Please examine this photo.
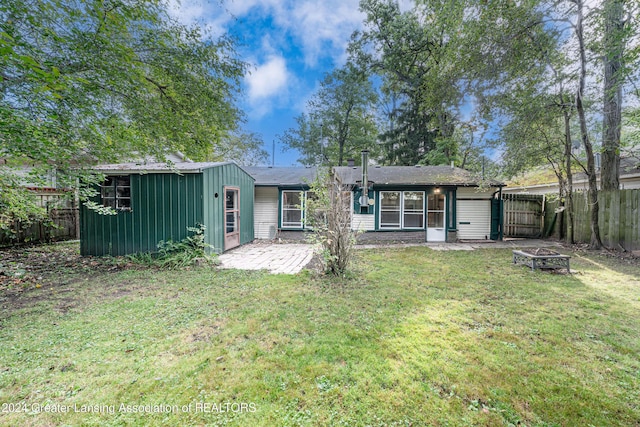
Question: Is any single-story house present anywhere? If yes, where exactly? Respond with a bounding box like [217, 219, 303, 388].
[334, 162, 504, 242]
[245, 152, 504, 243]
[80, 161, 254, 256]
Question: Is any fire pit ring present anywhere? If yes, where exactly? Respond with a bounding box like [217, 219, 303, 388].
[512, 248, 571, 273]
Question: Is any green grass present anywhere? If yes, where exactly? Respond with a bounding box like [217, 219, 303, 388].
[1, 245, 639, 426]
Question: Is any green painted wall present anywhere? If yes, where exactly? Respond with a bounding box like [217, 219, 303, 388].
[202, 163, 254, 252]
[80, 163, 254, 256]
[80, 173, 204, 256]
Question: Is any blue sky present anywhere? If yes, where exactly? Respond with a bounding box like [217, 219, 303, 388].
[169, 0, 370, 166]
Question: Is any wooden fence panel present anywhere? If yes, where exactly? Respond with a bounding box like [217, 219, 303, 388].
[502, 194, 544, 238]
[0, 207, 78, 246]
[552, 189, 640, 251]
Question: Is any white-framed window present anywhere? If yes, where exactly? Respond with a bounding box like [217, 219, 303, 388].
[380, 191, 401, 229]
[404, 191, 425, 228]
[281, 190, 304, 228]
[379, 190, 425, 229]
[101, 176, 131, 210]
[281, 189, 351, 229]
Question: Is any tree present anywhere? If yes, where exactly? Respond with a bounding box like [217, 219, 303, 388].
[573, 0, 604, 248]
[467, 0, 579, 242]
[305, 169, 358, 276]
[600, 0, 640, 190]
[1, 0, 246, 228]
[351, 0, 465, 166]
[280, 63, 378, 166]
[210, 132, 269, 166]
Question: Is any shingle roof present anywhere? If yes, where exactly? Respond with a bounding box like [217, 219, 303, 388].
[94, 161, 235, 174]
[242, 166, 319, 186]
[334, 165, 504, 187]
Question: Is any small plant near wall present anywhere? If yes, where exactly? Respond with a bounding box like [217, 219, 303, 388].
[305, 169, 360, 276]
[129, 224, 217, 269]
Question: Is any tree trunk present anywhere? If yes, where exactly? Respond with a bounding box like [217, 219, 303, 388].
[575, 0, 603, 249]
[563, 109, 575, 244]
[601, 0, 625, 191]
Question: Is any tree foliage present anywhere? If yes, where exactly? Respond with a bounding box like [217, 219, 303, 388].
[280, 63, 378, 166]
[351, 0, 466, 166]
[0, 0, 247, 230]
[209, 131, 269, 166]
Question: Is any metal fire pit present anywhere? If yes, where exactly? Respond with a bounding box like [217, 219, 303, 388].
[512, 248, 571, 273]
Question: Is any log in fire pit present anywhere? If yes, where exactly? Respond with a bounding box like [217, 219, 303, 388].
[512, 248, 571, 273]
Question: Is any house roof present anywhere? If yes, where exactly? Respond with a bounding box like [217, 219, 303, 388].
[334, 165, 504, 187]
[94, 161, 236, 174]
[506, 156, 640, 192]
[242, 166, 319, 186]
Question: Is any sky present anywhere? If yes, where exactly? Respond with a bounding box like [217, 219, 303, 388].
[169, 0, 369, 166]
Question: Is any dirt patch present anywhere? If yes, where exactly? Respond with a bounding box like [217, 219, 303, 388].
[0, 241, 146, 317]
[0, 241, 141, 286]
[560, 242, 640, 266]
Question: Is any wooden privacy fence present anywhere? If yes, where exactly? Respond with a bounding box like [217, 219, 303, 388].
[0, 208, 79, 246]
[0, 191, 79, 246]
[502, 194, 545, 238]
[570, 189, 640, 251]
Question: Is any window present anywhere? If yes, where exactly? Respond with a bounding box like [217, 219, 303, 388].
[101, 176, 131, 210]
[379, 191, 425, 229]
[380, 191, 401, 229]
[427, 193, 445, 228]
[225, 189, 239, 234]
[282, 191, 303, 228]
[403, 191, 425, 228]
[281, 190, 335, 229]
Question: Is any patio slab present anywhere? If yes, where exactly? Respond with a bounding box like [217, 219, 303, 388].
[218, 243, 315, 275]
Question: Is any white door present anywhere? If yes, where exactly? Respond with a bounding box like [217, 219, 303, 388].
[426, 193, 446, 241]
[456, 200, 491, 240]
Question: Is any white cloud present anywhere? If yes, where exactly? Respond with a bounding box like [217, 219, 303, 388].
[287, 1, 364, 67]
[167, 0, 230, 37]
[244, 55, 293, 117]
[167, 0, 377, 115]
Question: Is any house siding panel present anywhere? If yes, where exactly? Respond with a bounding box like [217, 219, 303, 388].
[352, 213, 375, 231]
[202, 164, 254, 252]
[80, 173, 204, 256]
[254, 187, 279, 239]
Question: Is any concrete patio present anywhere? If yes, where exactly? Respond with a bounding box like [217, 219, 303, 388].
[217, 243, 315, 275]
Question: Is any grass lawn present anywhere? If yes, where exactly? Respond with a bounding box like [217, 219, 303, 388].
[1, 243, 639, 426]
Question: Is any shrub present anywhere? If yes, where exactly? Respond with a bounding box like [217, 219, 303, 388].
[305, 169, 359, 276]
[129, 224, 217, 269]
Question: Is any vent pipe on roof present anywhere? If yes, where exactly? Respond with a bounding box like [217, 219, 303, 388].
[347, 158, 355, 167]
[361, 150, 369, 204]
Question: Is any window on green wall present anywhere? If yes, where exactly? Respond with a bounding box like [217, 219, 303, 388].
[404, 191, 425, 228]
[380, 191, 425, 229]
[380, 191, 401, 228]
[101, 176, 131, 210]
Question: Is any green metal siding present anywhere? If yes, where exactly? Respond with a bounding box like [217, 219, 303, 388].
[202, 164, 255, 252]
[80, 173, 204, 256]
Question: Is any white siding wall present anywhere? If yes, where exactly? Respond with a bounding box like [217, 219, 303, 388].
[456, 187, 493, 240]
[254, 187, 279, 239]
[352, 214, 375, 231]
